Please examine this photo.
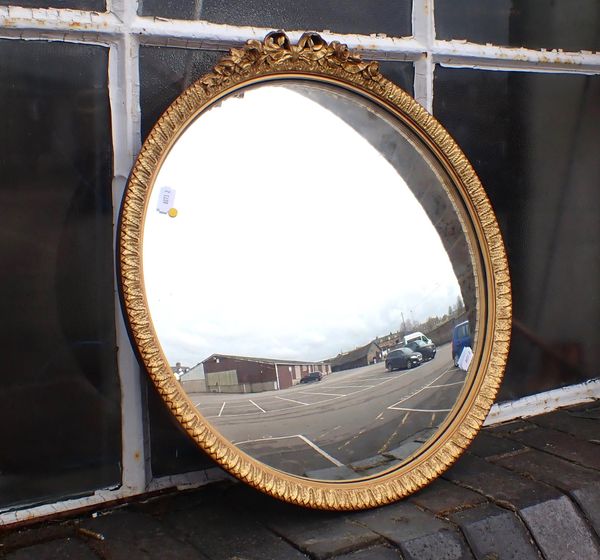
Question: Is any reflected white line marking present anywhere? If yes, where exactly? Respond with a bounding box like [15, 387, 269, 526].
[389, 407, 452, 413]
[427, 381, 464, 388]
[299, 391, 347, 397]
[297, 435, 343, 466]
[249, 399, 266, 413]
[218, 402, 226, 417]
[326, 385, 374, 389]
[235, 434, 298, 445]
[275, 395, 310, 405]
[205, 363, 449, 419]
[387, 366, 454, 410]
[199, 401, 252, 408]
[376, 412, 384, 420]
[234, 434, 343, 466]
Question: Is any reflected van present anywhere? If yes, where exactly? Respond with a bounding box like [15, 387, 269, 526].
[403, 331, 432, 346]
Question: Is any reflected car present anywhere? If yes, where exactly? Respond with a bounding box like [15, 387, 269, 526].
[452, 320, 472, 366]
[300, 371, 323, 384]
[385, 348, 423, 371]
[403, 331, 433, 346]
[407, 339, 436, 360]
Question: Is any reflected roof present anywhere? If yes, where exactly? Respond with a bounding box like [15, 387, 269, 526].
[202, 353, 326, 366]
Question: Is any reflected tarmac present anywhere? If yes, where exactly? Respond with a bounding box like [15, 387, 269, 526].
[190, 343, 465, 479]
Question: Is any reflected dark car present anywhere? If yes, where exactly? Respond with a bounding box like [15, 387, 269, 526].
[407, 339, 436, 360]
[300, 371, 323, 384]
[385, 348, 423, 371]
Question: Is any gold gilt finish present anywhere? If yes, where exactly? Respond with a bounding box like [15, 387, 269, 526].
[119, 32, 512, 510]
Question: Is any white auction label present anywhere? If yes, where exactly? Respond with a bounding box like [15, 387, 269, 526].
[157, 187, 176, 214]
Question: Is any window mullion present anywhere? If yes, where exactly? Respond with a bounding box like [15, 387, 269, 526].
[109, 0, 148, 495]
[412, 0, 435, 112]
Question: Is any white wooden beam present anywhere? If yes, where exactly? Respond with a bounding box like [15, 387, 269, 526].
[132, 18, 424, 60]
[2, 8, 600, 72]
[108, 0, 146, 495]
[412, 0, 435, 111]
[485, 378, 600, 426]
[435, 40, 600, 74]
[0, 6, 123, 41]
[0, 468, 228, 527]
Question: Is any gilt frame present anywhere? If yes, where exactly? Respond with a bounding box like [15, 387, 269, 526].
[119, 31, 511, 510]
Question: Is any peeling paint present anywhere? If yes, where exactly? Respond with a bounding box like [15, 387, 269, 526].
[485, 378, 600, 426]
[434, 39, 600, 73]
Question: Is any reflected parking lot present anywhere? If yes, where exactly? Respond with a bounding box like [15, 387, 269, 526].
[190, 343, 465, 477]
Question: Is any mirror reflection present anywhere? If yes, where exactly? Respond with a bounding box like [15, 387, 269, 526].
[143, 81, 477, 480]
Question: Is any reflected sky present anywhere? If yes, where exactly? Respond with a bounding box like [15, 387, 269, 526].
[143, 84, 462, 365]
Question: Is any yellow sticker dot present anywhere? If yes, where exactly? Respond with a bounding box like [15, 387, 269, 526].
[168, 208, 178, 218]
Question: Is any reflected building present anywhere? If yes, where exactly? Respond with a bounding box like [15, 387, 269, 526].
[375, 332, 404, 354]
[326, 341, 383, 372]
[179, 362, 205, 392]
[424, 311, 468, 347]
[201, 353, 332, 393]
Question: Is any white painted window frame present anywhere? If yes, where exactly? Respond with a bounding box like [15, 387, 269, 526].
[0, 0, 599, 526]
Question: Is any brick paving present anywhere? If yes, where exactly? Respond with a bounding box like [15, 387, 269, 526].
[1, 401, 599, 560]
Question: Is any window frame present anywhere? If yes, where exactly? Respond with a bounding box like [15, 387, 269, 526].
[0, 0, 599, 525]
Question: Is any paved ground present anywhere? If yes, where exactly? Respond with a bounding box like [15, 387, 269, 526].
[1, 400, 599, 559]
[190, 345, 466, 477]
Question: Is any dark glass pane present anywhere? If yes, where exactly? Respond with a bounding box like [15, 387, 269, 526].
[0, 0, 105, 10]
[434, 67, 600, 400]
[138, 0, 412, 38]
[0, 39, 120, 508]
[436, 0, 600, 52]
[147, 380, 216, 477]
[379, 60, 415, 96]
[139, 46, 223, 141]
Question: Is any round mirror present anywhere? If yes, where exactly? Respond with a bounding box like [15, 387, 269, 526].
[120, 33, 511, 509]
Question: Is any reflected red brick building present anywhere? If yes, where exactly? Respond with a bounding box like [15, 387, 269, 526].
[202, 354, 331, 392]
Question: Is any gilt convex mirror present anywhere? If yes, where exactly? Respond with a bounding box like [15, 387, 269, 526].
[119, 32, 511, 510]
